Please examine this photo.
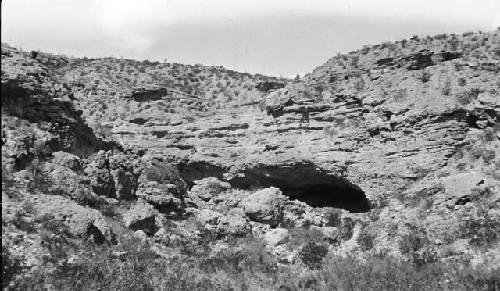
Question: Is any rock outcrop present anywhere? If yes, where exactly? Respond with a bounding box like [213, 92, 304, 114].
[240, 187, 287, 227]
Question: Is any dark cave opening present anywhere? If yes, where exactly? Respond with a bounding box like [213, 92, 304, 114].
[228, 163, 370, 213]
[277, 184, 370, 212]
[178, 161, 370, 213]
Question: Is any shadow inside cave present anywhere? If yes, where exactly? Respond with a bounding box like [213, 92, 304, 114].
[179, 161, 370, 213]
[278, 184, 370, 213]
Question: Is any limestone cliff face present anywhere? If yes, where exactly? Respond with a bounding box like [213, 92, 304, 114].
[59, 31, 499, 215]
[1, 46, 103, 173]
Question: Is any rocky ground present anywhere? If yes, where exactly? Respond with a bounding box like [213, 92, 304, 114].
[1, 29, 499, 290]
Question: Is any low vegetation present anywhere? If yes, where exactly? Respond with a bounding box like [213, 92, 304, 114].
[4, 233, 499, 291]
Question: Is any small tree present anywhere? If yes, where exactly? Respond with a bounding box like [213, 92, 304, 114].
[441, 78, 452, 96]
[418, 70, 432, 83]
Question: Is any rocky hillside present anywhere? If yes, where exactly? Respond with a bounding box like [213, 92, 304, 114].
[1, 29, 499, 290]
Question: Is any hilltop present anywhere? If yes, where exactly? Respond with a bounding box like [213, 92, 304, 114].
[1, 29, 499, 290]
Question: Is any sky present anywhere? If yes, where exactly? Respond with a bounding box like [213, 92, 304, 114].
[2, 0, 500, 77]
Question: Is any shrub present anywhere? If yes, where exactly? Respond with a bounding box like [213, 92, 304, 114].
[419, 70, 432, 83]
[142, 161, 181, 185]
[299, 241, 329, 269]
[74, 187, 104, 208]
[13, 236, 223, 290]
[399, 227, 426, 256]
[457, 264, 500, 291]
[11, 210, 37, 233]
[2, 165, 18, 199]
[471, 145, 496, 164]
[32, 140, 52, 159]
[287, 227, 326, 249]
[460, 213, 500, 247]
[99, 204, 119, 217]
[350, 55, 360, 68]
[26, 159, 51, 194]
[324, 208, 342, 227]
[442, 78, 452, 95]
[457, 88, 481, 105]
[339, 217, 356, 241]
[320, 255, 447, 291]
[357, 228, 375, 251]
[449, 39, 460, 51]
[458, 77, 467, 86]
[201, 237, 276, 275]
[2, 247, 24, 288]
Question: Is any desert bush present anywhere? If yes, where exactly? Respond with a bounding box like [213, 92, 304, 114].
[93, 122, 114, 140]
[457, 88, 481, 105]
[339, 217, 356, 241]
[458, 77, 467, 86]
[398, 226, 438, 267]
[399, 227, 427, 256]
[449, 39, 460, 51]
[142, 161, 180, 184]
[357, 228, 375, 251]
[470, 144, 496, 164]
[287, 227, 326, 249]
[320, 255, 447, 291]
[74, 187, 104, 208]
[324, 208, 342, 227]
[419, 70, 432, 83]
[456, 264, 500, 291]
[8, 229, 500, 291]
[2, 247, 25, 289]
[26, 158, 51, 194]
[2, 165, 18, 199]
[32, 140, 52, 159]
[481, 128, 497, 142]
[99, 203, 119, 217]
[14, 236, 222, 290]
[201, 237, 276, 275]
[442, 77, 452, 95]
[11, 210, 37, 233]
[299, 241, 329, 269]
[350, 55, 360, 68]
[494, 48, 500, 58]
[460, 213, 500, 247]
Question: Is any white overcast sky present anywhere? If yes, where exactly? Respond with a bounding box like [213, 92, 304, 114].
[2, 0, 500, 76]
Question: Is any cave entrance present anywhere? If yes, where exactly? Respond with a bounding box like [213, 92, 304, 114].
[178, 161, 370, 213]
[277, 184, 369, 212]
[228, 163, 370, 213]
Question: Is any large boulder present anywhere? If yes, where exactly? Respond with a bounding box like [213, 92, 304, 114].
[282, 200, 324, 227]
[136, 183, 183, 211]
[240, 187, 287, 227]
[189, 177, 231, 202]
[264, 228, 289, 247]
[44, 163, 88, 198]
[197, 209, 251, 236]
[85, 151, 115, 197]
[111, 168, 136, 200]
[123, 203, 158, 235]
[51, 151, 82, 172]
[33, 194, 114, 244]
[85, 150, 138, 200]
[136, 158, 187, 211]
